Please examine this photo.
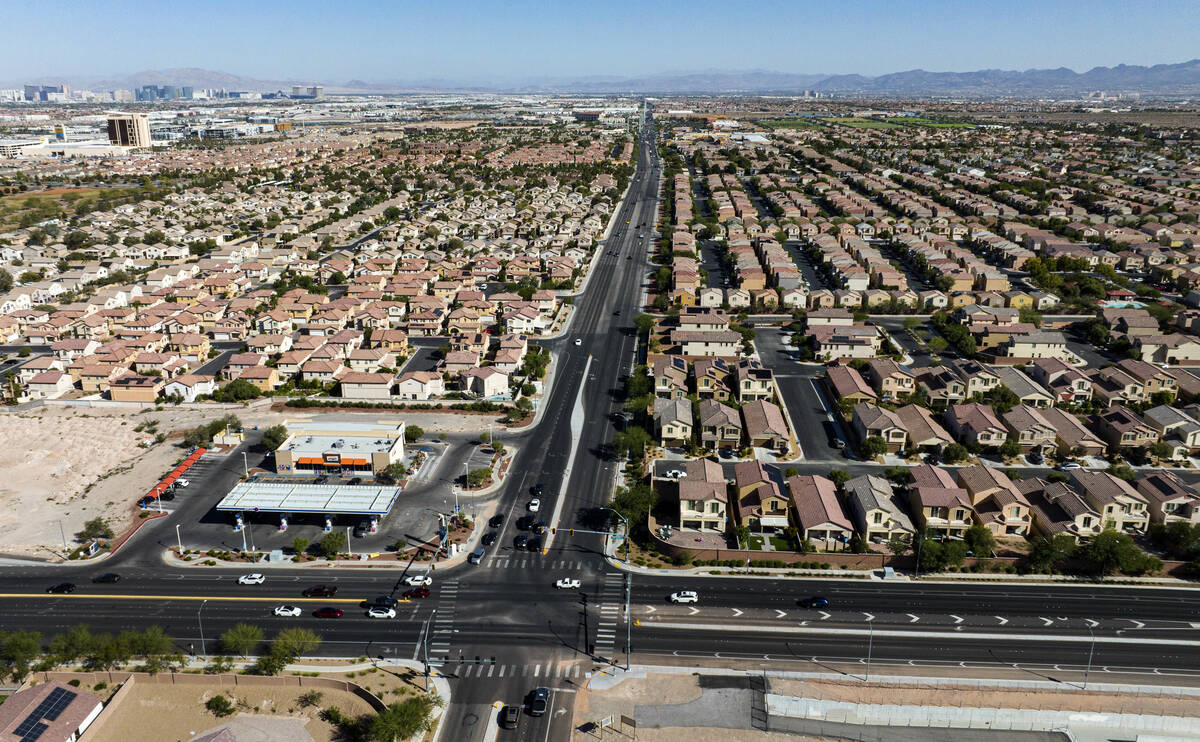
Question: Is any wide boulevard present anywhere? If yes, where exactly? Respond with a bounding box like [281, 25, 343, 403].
[3, 109, 1200, 742]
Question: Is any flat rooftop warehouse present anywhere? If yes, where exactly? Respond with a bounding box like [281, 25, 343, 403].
[275, 419, 406, 474]
[285, 434, 395, 455]
[215, 481, 402, 516]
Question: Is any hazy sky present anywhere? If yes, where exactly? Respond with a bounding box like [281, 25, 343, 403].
[7, 0, 1199, 83]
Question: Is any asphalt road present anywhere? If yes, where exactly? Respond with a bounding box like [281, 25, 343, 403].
[8, 110, 1200, 739]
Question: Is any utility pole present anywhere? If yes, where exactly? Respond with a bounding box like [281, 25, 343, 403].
[54, 520, 68, 552]
[198, 599, 208, 662]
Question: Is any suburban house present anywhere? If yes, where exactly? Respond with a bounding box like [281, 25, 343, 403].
[1017, 478, 1103, 542]
[956, 465, 1032, 536]
[677, 457, 729, 532]
[787, 474, 854, 546]
[741, 399, 789, 452]
[732, 460, 790, 532]
[396, 371, 445, 400]
[851, 403, 908, 452]
[1040, 406, 1108, 458]
[1068, 470, 1151, 533]
[697, 398, 742, 453]
[945, 402, 1008, 449]
[1000, 405, 1058, 457]
[654, 397, 695, 447]
[908, 464, 974, 538]
[1135, 470, 1200, 525]
[866, 358, 914, 401]
[843, 474, 915, 544]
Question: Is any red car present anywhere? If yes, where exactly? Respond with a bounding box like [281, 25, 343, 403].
[403, 587, 431, 599]
[313, 607, 344, 618]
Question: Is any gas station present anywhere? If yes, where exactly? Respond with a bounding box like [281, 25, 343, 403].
[214, 480, 402, 534]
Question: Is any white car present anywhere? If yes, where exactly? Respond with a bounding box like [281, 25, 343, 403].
[574, 338, 582, 346]
[556, 578, 581, 589]
[237, 573, 265, 585]
[177, 478, 190, 488]
[273, 605, 301, 617]
[669, 590, 699, 604]
[403, 574, 432, 587]
[664, 470, 686, 480]
[367, 606, 397, 619]
[528, 498, 541, 513]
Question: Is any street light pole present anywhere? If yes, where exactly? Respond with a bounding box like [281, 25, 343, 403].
[197, 599, 208, 662]
[624, 571, 632, 671]
[242, 451, 249, 478]
[175, 524, 183, 554]
[1084, 623, 1096, 690]
[346, 526, 353, 558]
[54, 520, 68, 552]
[865, 618, 874, 683]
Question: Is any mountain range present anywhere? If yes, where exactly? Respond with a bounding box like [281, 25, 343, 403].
[11, 59, 1200, 97]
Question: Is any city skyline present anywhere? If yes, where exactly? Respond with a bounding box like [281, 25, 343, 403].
[6, 0, 1200, 84]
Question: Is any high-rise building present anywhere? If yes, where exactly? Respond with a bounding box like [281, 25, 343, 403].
[23, 84, 67, 101]
[106, 112, 151, 147]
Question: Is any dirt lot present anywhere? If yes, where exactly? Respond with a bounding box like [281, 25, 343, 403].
[0, 405, 283, 559]
[573, 674, 830, 742]
[92, 680, 374, 742]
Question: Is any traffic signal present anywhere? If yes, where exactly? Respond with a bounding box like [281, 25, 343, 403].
[551, 527, 557, 535]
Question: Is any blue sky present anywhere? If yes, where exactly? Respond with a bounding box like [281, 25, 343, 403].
[6, 0, 1199, 83]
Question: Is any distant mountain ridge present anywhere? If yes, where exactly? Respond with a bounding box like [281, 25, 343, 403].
[10, 60, 1200, 97]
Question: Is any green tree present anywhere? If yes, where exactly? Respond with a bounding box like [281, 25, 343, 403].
[942, 443, 968, 463]
[212, 378, 261, 402]
[611, 483, 658, 529]
[291, 537, 310, 555]
[404, 425, 425, 443]
[49, 624, 97, 664]
[964, 524, 997, 558]
[369, 695, 442, 742]
[611, 426, 651, 461]
[859, 435, 888, 459]
[79, 517, 113, 541]
[261, 424, 288, 451]
[320, 530, 347, 558]
[466, 467, 492, 487]
[886, 537, 909, 557]
[2, 630, 43, 680]
[378, 461, 408, 483]
[998, 437, 1022, 459]
[127, 625, 173, 657]
[0, 268, 12, 293]
[272, 627, 321, 659]
[828, 469, 851, 490]
[634, 314, 656, 336]
[220, 623, 264, 657]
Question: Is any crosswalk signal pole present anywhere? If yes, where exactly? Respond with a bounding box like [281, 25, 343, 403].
[624, 572, 632, 671]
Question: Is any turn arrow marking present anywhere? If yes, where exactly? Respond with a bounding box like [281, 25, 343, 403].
[1084, 619, 1099, 628]
[775, 610, 787, 619]
[644, 605, 657, 614]
[688, 607, 700, 616]
[995, 616, 1008, 626]
[1041, 617, 1054, 627]
[907, 614, 920, 623]
[951, 615, 964, 625]
[863, 613, 875, 622]
[732, 608, 743, 617]
[1128, 620, 1145, 629]
[818, 611, 831, 621]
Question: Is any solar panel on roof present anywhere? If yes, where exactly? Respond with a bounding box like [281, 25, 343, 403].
[13, 687, 77, 738]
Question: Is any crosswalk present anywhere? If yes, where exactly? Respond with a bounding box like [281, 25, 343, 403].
[442, 661, 585, 680]
[426, 578, 459, 667]
[483, 556, 590, 570]
[594, 572, 624, 661]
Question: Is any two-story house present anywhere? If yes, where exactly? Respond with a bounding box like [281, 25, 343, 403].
[697, 399, 742, 454]
[956, 465, 1032, 536]
[677, 457, 728, 532]
[732, 460, 790, 532]
[787, 474, 854, 546]
[844, 474, 915, 544]
[1135, 470, 1200, 525]
[852, 403, 908, 452]
[654, 397, 695, 447]
[945, 402, 1008, 449]
[1069, 469, 1150, 533]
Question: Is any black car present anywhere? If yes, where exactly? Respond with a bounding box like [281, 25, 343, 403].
[500, 705, 521, 729]
[798, 596, 829, 609]
[481, 531, 497, 547]
[530, 484, 545, 497]
[159, 490, 175, 501]
[348, 477, 362, 486]
[47, 583, 75, 594]
[527, 536, 543, 552]
[373, 595, 399, 609]
[528, 687, 550, 716]
[514, 534, 530, 550]
[313, 607, 344, 619]
[302, 585, 338, 598]
[92, 573, 121, 583]
[489, 514, 505, 528]
[532, 520, 548, 535]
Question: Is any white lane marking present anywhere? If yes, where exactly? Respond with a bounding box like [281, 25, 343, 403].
[996, 616, 1009, 625]
[907, 614, 920, 623]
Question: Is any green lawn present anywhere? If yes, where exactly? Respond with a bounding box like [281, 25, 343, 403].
[758, 119, 823, 130]
[885, 117, 974, 128]
[826, 117, 903, 129]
